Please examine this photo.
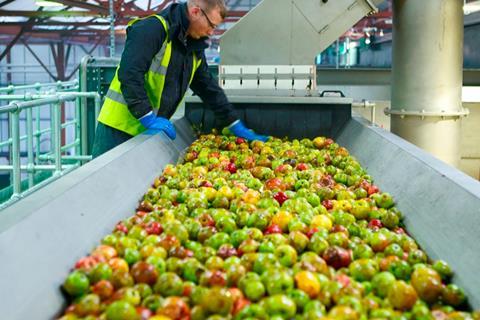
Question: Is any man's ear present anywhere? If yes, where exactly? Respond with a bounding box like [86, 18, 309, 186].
[190, 6, 201, 17]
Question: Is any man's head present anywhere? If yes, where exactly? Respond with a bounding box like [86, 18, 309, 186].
[186, 0, 227, 39]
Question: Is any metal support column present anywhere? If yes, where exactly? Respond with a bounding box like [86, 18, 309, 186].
[53, 102, 62, 176]
[11, 108, 21, 197]
[35, 86, 42, 163]
[26, 108, 34, 188]
[388, 0, 467, 166]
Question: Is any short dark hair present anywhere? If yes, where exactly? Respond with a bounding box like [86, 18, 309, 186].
[188, 0, 227, 19]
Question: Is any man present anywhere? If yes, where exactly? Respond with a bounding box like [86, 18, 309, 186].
[92, 0, 268, 157]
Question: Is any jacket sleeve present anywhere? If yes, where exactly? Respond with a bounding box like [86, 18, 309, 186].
[189, 53, 238, 125]
[118, 17, 166, 119]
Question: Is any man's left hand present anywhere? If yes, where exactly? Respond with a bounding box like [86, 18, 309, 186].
[228, 120, 269, 142]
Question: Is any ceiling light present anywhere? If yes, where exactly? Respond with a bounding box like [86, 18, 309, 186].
[36, 0, 63, 7]
[464, 0, 480, 14]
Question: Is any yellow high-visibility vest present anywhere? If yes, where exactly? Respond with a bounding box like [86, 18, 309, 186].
[98, 15, 202, 136]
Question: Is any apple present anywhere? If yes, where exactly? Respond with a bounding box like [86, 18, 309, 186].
[371, 271, 396, 298]
[410, 266, 443, 304]
[153, 272, 183, 296]
[201, 287, 234, 316]
[294, 270, 321, 298]
[274, 244, 298, 267]
[156, 296, 190, 320]
[58, 133, 477, 319]
[387, 280, 418, 311]
[244, 280, 265, 301]
[64, 271, 90, 297]
[265, 269, 294, 295]
[264, 223, 282, 235]
[105, 301, 138, 320]
[322, 246, 352, 269]
[261, 294, 296, 318]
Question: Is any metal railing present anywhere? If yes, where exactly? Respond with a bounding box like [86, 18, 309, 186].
[0, 80, 78, 94]
[0, 81, 101, 209]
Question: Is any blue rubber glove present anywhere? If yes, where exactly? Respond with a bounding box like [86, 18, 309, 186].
[139, 112, 176, 139]
[228, 120, 268, 142]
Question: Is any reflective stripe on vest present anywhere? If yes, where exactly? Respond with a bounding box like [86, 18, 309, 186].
[105, 88, 127, 105]
[98, 14, 202, 136]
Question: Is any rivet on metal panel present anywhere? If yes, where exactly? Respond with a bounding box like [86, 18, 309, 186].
[257, 68, 260, 87]
[307, 67, 313, 93]
[274, 68, 278, 89]
[291, 67, 295, 89]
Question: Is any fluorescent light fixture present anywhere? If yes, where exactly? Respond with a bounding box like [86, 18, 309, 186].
[462, 87, 480, 102]
[464, 0, 480, 14]
[36, 0, 63, 7]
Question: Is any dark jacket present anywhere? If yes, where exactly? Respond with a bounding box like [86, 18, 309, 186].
[117, 2, 237, 125]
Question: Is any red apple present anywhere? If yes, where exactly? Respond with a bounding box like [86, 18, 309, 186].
[296, 163, 308, 171]
[226, 162, 237, 173]
[264, 224, 282, 235]
[236, 137, 246, 144]
[145, 221, 163, 235]
[323, 246, 352, 269]
[273, 191, 288, 205]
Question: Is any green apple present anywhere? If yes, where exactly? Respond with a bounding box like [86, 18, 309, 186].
[274, 244, 298, 267]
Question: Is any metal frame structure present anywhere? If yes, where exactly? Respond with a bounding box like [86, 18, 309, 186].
[0, 0, 394, 83]
[0, 0, 259, 82]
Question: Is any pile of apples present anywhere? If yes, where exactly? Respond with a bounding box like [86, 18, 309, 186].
[60, 134, 479, 320]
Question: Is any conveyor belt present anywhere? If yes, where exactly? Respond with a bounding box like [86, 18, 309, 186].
[1, 116, 479, 319]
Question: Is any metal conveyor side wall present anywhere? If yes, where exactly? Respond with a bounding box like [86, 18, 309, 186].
[337, 116, 480, 309]
[0, 119, 195, 319]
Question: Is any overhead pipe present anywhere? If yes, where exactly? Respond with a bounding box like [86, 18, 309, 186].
[387, 0, 468, 166]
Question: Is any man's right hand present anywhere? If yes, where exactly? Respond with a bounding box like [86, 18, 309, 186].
[139, 112, 176, 139]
